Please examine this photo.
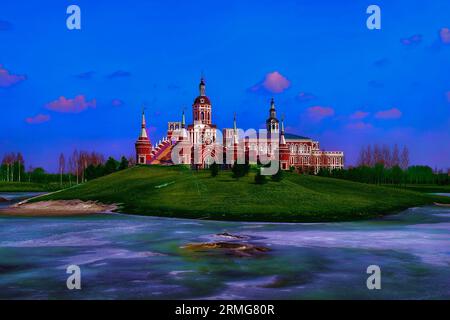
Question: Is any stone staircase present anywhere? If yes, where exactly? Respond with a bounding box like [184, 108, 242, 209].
[149, 137, 175, 165]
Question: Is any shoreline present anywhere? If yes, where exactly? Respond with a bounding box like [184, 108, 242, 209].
[0, 198, 448, 221]
[0, 198, 440, 222]
[0, 199, 117, 217]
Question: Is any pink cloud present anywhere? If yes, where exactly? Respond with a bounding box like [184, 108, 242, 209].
[296, 92, 316, 102]
[249, 71, 291, 94]
[346, 121, 373, 130]
[400, 34, 422, 46]
[0, 65, 26, 88]
[440, 28, 450, 44]
[25, 114, 50, 124]
[307, 106, 335, 121]
[350, 111, 370, 120]
[111, 99, 124, 107]
[45, 95, 96, 113]
[375, 108, 402, 119]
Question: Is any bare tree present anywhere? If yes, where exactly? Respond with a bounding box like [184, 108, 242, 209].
[372, 144, 380, 165]
[128, 154, 136, 167]
[78, 151, 89, 183]
[1, 154, 8, 182]
[67, 155, 74, 186]
[59, 153, 66, 186]
[4, 153, 15, 182]
[381, 145, 391, 168]
[366, 145, 373, 167]
[7, 153, 14, 181]
[357, 146, 366, 166]
[17, 152, 24, 182]
[400, 146, 409, 170]
[72, 150, 79, 184]
[28, 165, 33, 182]
[392, 144, 400, 167]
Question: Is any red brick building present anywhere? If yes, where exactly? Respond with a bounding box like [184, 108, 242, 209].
[136, 78, 344, 173]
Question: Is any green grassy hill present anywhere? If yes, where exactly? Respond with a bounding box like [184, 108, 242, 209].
[34, 165, 450, 222]
[33, 166, 450, 222]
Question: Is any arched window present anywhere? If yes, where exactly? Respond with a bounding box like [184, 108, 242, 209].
[201, 112, 204, 120]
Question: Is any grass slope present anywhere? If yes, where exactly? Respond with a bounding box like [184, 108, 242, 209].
[392, 184, 450, 194]
[35, 166, 450, 222]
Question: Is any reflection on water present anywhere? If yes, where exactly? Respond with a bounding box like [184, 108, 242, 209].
[0, 192, 450, 299]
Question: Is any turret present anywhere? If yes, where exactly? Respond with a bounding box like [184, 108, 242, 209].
[193, 77, 212, 125]
[278, 115, 289, 170]
[233, 113, 239, 145]
[270, 97, 276, 119]
[266, 98, 279, 134]
[140, 111, 148, 138]
[135, 109, 152, 164]
[280, 115, 286, 145]
[199, 77, 206, 96]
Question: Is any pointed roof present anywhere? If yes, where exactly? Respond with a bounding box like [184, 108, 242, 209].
[233, 113, 239, 144]
[280, 116, 286, 145]
[199, 76, 206, 96]
[140, 109, 148, 139]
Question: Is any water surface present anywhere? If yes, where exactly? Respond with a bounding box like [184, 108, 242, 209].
[1, 192, 449, 299]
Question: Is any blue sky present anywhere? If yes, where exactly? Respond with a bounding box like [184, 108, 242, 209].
[1, 0, 449, 171]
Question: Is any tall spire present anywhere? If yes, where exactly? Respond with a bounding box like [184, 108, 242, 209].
[233, 113, 239, 144]
[181, 109, 186, 128]
[140, 108, 148, 139]
[270, 98, 276, 118]
[199, 77, 206, 96]
[280, 114, 286, 145]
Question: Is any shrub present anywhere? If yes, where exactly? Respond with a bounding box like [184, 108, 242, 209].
[232, 163, 249, 179]
[255, 169, 268, 184]
[271, 167, 284, 182]
[210, 162, 219, 177]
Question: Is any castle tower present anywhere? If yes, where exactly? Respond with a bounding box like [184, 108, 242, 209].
[279, 117, 290, 170]
[266, 98, 279, 134]
[233, 113, 239, 145]
[192, 77, 212, 125]
[231, 113, 241, 163]
[181, 110, 186, 128]
[135, 110, 152, 164]
[180, 110, 188, 141]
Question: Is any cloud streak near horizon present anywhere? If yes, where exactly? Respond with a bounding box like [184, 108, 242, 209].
[0, 65, 26, 88]
[25, 114, 50, 124]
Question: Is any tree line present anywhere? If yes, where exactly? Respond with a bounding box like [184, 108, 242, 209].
[356, 143, 410, 169]
[1, 150, 136, 186]
[317, 144, 449, 186]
